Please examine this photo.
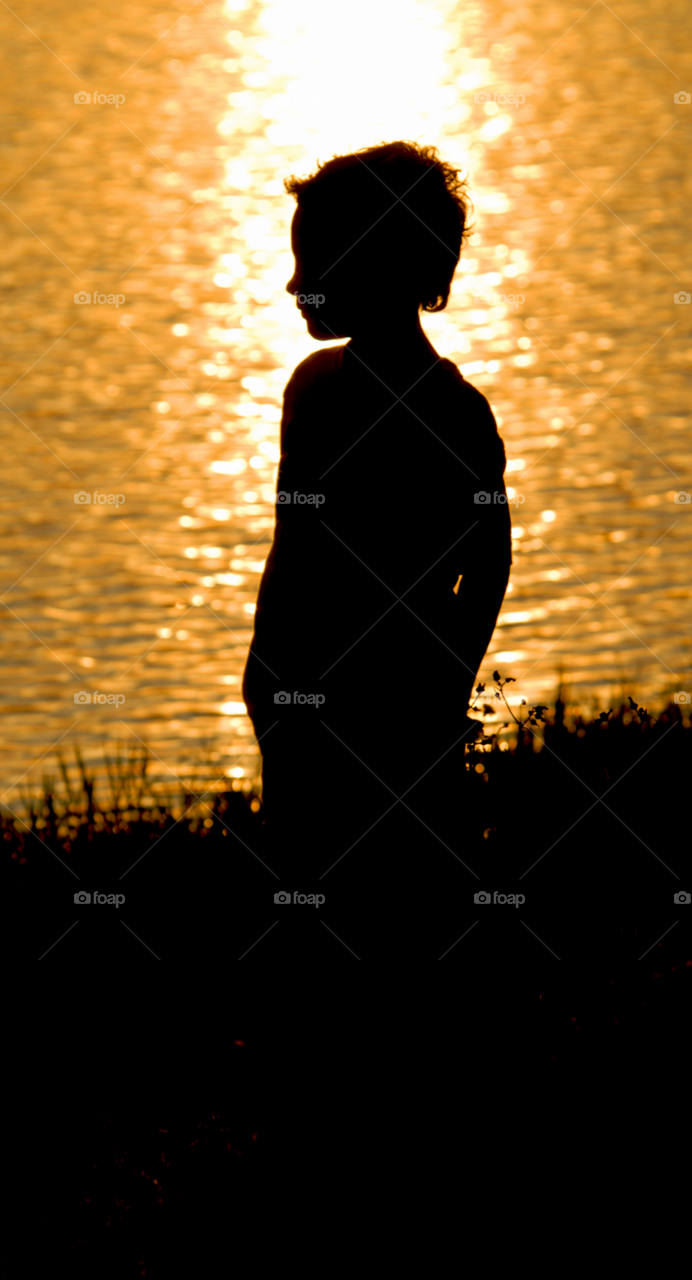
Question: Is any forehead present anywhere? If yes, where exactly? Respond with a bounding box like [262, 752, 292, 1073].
[290, 205, 303, 245]
[290, 204, 329, 261]
[290, 199, 361, 267]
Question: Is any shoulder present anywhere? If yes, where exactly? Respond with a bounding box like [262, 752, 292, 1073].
[439, 360, 507, 470]
[440, 359, 494, 416]
[284, 345, 345, 403]
[280, 346, 345, 443]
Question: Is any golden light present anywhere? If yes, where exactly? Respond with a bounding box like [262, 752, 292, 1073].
[0, 0, 669, 812]
[211, 459, 247, 474]
[252, 0, 455, 156]
[479, 114, 511, 141]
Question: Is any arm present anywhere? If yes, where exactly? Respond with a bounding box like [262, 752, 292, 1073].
[241, 354, 323, 735]
[451, 385, 513, 708]
[454, 563, 511, 709]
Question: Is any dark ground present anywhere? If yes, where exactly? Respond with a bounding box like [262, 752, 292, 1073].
[3, 699, 690, 1273]
[2, 969, 690, 1278]
[6, 698, 690, 987]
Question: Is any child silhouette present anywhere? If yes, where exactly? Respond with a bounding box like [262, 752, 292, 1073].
[243, 141, 512, 959]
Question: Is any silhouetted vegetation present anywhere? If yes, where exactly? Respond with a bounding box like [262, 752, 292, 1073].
[4, 675, 689, 984]
[4, 673, 688, 868]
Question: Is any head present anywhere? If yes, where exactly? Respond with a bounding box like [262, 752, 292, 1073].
[284, 141, 472, 341]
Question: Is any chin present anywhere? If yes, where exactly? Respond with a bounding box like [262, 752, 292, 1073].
[304, 312, 347, 341]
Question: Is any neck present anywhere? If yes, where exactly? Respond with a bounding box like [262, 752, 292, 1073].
[347, 314, 438, 366]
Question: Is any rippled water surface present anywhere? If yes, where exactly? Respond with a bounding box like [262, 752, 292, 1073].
[1, 0, 691, 797]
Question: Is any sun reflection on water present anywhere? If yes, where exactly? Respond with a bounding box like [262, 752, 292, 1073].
[0, 0, 690, 795]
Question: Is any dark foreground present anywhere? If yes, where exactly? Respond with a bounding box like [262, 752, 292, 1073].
[4, 683, 691, 1069]
[3, 987, 690, 1278]
[6, 682, 690, 969]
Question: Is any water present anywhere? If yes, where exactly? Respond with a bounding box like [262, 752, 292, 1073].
[1, 0, 690, 801]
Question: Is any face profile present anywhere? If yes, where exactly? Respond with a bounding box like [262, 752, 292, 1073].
[285, 204, 391, 342]
[283, 142, 466, 347]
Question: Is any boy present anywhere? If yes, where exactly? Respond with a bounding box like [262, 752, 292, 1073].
[242, 141, 512, 957]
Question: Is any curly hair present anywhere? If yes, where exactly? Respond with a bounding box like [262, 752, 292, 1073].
[284, 140, 472, 313]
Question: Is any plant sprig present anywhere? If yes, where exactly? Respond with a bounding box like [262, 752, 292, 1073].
[469, 671, 549, 736]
